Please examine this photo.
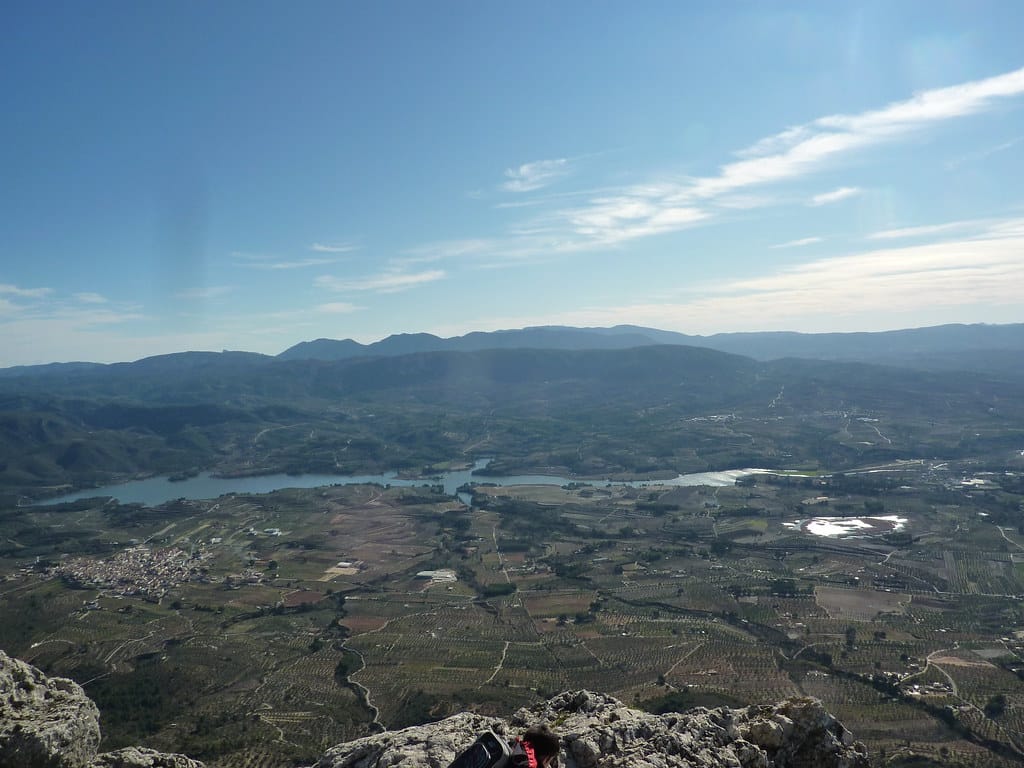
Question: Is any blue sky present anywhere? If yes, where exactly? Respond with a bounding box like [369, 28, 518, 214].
[2, 1, 1023, 366]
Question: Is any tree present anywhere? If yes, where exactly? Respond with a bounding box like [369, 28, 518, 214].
[985, 693, 1007, 718]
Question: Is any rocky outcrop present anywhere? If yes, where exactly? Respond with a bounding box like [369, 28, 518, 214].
[2, 649, 868, 768]
[314, 690, 868, 768]
[88, 748, 204, 768]
[0, 650, 203, 768]
[314, 712, 511, 768]
[0, 649, 101, 768]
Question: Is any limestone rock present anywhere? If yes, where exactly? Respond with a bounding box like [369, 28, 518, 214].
[314, 690, 868, 768]
[0, 649, 101, 768]
[89, 747, 205, 768]
[314, 712, 509, 768]
[0, 651, 205, 768]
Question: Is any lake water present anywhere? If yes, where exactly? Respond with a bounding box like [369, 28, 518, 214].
[40, 460, 766, 508]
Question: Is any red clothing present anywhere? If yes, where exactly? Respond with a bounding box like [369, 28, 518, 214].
[510, 739, 539, 768]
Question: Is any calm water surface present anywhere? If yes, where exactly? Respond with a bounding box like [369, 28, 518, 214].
[41, 460, 766, 507]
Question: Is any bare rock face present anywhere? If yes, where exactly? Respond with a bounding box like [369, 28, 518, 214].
[89, 747, 206, 768]
[0, 649, 101, 768]
[512, 691, 867, 768]
[0, 651, 203, 768]
[315, 713, 509, 768]
[315, 690, 868, 768]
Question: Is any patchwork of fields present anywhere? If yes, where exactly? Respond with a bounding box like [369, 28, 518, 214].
[2, 461, 1024, 767]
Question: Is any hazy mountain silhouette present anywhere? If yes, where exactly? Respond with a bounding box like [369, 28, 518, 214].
[275, 322, 1024, 374]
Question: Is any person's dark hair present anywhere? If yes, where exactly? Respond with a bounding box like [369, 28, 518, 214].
[524, 725, 559, 761]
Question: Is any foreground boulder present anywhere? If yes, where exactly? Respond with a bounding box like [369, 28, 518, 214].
[0, 649, 101, 768]
[0, 650, 203, 768]
[314, 690, 868, 768]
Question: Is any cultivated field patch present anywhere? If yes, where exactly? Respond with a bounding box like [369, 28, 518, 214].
[815, 586, 910, 620]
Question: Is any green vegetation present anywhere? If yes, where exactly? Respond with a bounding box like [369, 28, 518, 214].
[3, 346, 1023, 503]
[2, 345, 1024, 766]
[3, 457, 1024, 767]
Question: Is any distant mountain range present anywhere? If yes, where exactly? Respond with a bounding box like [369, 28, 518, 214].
[276, 322, 1024, 375]
[1, 322, 1022, 378]
[3, 339, 1023, 498]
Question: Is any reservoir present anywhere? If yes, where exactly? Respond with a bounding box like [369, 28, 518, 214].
[40, 460, 767, 508]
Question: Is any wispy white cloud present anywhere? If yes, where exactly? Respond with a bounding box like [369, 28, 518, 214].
[559, 194, 709, 245]
[772, 236, 823, 249]
[52, 307, 144, 325]
[868, 220, 981, 240]
[0, 285, 137, 336]
[315, 269, 445, 294]
[0, 284, 143, 325]
[503, 158, 570, 192]
[817, 69, 1024, 133]
[73, 292, 108, 304]
[688, 67, 1024, 200]
[414, 68, 1024, 267]
[402, 236, 562, 270]
[492, 185, 614, 210]
[734, 126, 813, 160]
[440, 219, 1024, 334]
[254, 258, 339, 270]
[175, 285, 233, 300]
[315, 302, 361, 314]
[400, 239, 494, 264]
[234, 251, 341, 270]
[310, 242, 359, 253]
[510, 69, 1024, 255]
[714, 194, 777, 210]
[494, 198, 549, 210]
[868, 215, 1024, 242]
[689, 132, 873, 200]
[945, 137, 1023, 170]
[724, 236, 1020, 303]
[808, 186, 861, 206]
[0, 283, 51, 298]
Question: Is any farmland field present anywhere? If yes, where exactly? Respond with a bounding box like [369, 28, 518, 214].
[3, 456, 1024, 767]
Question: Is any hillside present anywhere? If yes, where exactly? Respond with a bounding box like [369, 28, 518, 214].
[1, 344, 1022, 499]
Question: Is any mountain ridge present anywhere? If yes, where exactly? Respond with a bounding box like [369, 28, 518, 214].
[2, 322, 1022, 377]
[3, 343, 1022, 500]
[276, 322, 1024, 369]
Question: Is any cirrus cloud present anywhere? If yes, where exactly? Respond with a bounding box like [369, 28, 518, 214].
[503, 158, 570, 192]
[808, 187, 862, 206]
[0, 282, 51, 298]
[310, 242, 359, 254]
[439, 218, 1024, 335]
[315, 269, 445, 294]
[772, 236, 823, 249]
